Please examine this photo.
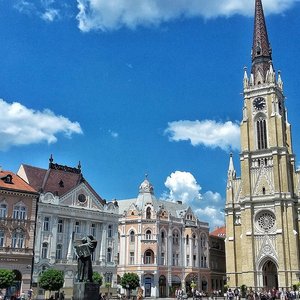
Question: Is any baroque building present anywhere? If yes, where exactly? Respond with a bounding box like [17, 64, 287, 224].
[117, 177, 210, 298]
[225, 0, 300, 290]
[17, 156, 119, 299]
[0, 167, 39, 297]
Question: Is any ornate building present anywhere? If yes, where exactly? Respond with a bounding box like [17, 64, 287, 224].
[0, 167, 39, 297]
[225, 0, 300, 290]
[209, 227, 226, 293]
[117, 177, 210, 298]
[17, 156, 119, 299]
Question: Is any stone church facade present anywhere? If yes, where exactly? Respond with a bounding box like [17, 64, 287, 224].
[225, 0, 300, 290]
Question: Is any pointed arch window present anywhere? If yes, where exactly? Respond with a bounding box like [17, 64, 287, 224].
[256, 116, 268, 150]
[146, 207, 151, 219]
[145, 230, 152, 240]
[130, 230, 135, 243]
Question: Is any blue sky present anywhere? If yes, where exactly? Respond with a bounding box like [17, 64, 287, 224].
[1, 0, 300, 229]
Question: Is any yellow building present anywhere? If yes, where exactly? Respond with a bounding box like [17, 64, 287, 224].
[225, 0, 300, 291]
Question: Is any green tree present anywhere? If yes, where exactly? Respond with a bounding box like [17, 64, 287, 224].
[39, 269, 64, 292]
[92, 272, 103, 286]
[0, 269, 15, 289]
[120, 273, 140, 291]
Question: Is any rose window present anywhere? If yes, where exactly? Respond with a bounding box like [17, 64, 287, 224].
[257, 212, 275, 231]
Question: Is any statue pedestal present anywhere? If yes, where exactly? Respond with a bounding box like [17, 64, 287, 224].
[73, 282, 100, 300]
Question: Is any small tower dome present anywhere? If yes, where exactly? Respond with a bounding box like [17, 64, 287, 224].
[139, 176, 154, 195]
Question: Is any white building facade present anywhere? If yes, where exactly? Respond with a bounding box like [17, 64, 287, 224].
[17, 157, 119, 299]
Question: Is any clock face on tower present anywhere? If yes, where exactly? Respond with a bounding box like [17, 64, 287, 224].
[253, 97, 266, 110]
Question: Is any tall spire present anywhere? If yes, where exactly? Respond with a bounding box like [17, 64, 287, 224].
[251, 0, 272, 84]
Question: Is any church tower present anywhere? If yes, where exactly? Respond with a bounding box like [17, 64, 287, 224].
[225, 0, 300, 290]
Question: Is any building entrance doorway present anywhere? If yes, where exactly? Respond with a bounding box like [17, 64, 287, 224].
[159, 275, 167, 298]
[262, 260, 278, 289]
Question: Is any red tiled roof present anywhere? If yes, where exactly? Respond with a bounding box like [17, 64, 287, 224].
[20, 163, 104, 203]
[210, 226, 226, 238]
[0, 170, 38, 194]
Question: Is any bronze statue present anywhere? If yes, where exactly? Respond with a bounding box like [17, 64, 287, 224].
[74, 235, 97, 282]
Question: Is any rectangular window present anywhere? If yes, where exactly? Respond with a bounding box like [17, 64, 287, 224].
[172, 253, 179, 266]
[129, 252, 135, 265]
[0, 204, 7, 218]
[90, 223, 96, 237]
[43, 217, 50, 231]
[193, 254, 197, 267]
[186, 254, 190, 266]
[0, 231, 4, 247]
[57, 219, 64, 233]
[75, 221, 81, 233]
[161, 252, 165, 265]
[108, 225, 113, 238]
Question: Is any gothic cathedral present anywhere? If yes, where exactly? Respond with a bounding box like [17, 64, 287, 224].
[225, 0, 300, 290]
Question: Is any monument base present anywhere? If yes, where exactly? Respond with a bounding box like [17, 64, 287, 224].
[73, 282, 100, 300]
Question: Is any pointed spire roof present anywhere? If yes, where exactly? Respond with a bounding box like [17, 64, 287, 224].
[251, 0, 273, 84]
[227, 153, 236, 180]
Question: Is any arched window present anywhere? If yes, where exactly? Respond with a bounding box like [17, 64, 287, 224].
[256, 117, 267, 149]
[0, 229, 4, 247]
[130, 230, 135, 243]
[42, 242, 48, 259]
[13, 205, 26, 220]
[11, 229, 24, 248]
[145, 230, 151, 240]
[146, 207, 151, 219]
[0, 204, 7, 218]
[193, 234, 196, 247]
[186, 234, 189, 245]
[107, 248, 112, 262]
[56, 244, 62, 259]
[144, 250, 154, 264]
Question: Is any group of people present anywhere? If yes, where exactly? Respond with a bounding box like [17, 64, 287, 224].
[227, 287, 299, 300]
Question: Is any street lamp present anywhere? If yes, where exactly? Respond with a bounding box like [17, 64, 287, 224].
[126, 284, 130, 300]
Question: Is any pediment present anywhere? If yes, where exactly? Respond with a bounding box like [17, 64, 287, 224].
[59, 182, 104, 211]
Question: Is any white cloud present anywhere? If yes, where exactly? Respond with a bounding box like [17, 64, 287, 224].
[108, 130, 119, 138]
[164, 171, 201, 205]
[165, 119, 240, 152]
[194, 206, 225, 229]
[163, 170, 225, 229]
[13, 0, 66, 22]
[41, 8, 60, 22]
[0, 99, 83, 151]
[75, 0, 298, 32]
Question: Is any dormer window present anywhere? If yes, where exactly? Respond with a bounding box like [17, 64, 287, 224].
[1, 175, 13, 184]
[59, 180, 64, 187]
